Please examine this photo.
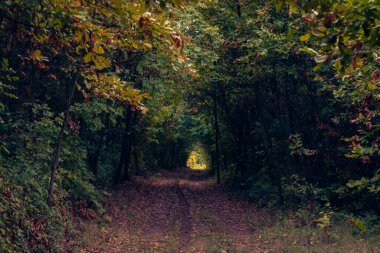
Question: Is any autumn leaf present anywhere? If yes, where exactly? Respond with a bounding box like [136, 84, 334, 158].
[93, 55, 110, 69]
[143, 43, 152, 49]
[93, 46, 105, 54]
[300, 33, 311, 42]
[83, 52, 93, 63]
[74, 31, 83, 42]
[30, 50, 49, 62]
[48, 74, 57, 80]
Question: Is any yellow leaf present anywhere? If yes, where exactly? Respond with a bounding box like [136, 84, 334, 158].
[32, 50, 42, 58]
[289, 3, 298, 14]
[143, 43, 152, 49]
[76, 45, 86, 55]
[83, 52, 93, 63]
[93, 55, 110, 69]
[142, 12, 152, 18]
[300, 33, 311, 42]
[74, 32, 82, 42]
[131, 42, 138, 49]
[275, 2, 283, 12]
[141, 92, 151, 99]
[93, 46, 105, 54]
[334, 60, 342, 71]
[30, 50, 48, 61]
[368, 83, 377, 90]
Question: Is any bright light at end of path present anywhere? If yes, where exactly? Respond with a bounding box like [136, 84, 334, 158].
[186, 151, 207, 170]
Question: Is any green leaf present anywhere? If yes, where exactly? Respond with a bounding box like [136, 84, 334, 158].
[314, 55, 328, 63]
[344, 153, 358, 159]
[313, 63, 323, 72]
[300, 47, 319, 55]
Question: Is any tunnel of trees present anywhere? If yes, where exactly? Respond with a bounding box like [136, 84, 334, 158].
[0, 0, 379, 251]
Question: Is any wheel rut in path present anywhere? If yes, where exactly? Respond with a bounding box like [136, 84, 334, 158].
[174, 179, 191, 253]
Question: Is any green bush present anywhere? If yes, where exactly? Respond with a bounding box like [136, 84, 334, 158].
[0, 104, 104, 252]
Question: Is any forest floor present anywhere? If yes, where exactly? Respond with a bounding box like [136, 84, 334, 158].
[79, 168, 379, 253]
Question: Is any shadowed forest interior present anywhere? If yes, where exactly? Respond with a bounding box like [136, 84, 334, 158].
[0, 0, 379, 252]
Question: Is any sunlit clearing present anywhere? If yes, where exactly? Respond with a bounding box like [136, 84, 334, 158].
[186, 151, 207, 170]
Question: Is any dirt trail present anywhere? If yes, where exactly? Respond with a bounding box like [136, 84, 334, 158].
[174, 180, 191, 252]
[81, 168, 259, 253]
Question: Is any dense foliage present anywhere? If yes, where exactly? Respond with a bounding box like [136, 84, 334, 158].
[181, 0, 379, 225]
[0, 0, 379, 251]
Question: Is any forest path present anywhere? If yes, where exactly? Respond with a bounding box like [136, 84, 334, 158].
[80, 168, 261, 253]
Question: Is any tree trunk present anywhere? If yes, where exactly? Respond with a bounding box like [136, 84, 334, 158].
[233, 0, 241, 17]
[133, 144, 140, 173]
[170, 142, 178, 169]
[114, 106, 134, 184]
[210, 150, 215, 176]
[168, 142, 174, 169]
[174, 143, 180, 169]
[216, 119, 228, 171]
[213, 96, 221, 184]
[123, 128, 134, 181]
[88, 125, 105, 178]
[122, 110, 139, 181]
[217, 82, 244, 175]
[47, 73, 79, 207]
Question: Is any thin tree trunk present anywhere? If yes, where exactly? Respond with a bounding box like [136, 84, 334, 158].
[233, 0, 241, 17]
[170, 142, 177, 169]
[47, 73, 79, 207]
[115, 106, 133, 184]
[215, 119, 228, 171]
[168, 142, 173, 169]
[217, 82, 243, 175]
[210, 150, 215, 176]
[174, 143, 180, 169]
[122, 110, 139, 181]
[133, 144, 140, 173]
[123, 129, 133, 181]
[235, 121, 246, 177]
[91, 133, 103, 178]
[213, 96, 221, 184]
